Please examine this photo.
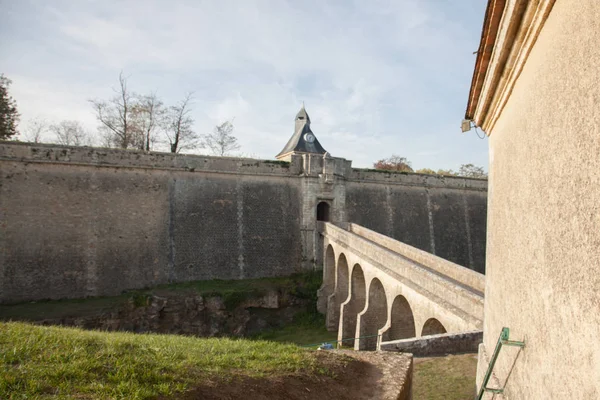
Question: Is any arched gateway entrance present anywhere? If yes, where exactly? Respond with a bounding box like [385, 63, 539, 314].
[317, 201, 330, 221]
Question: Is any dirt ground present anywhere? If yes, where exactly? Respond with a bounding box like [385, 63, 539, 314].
[175, 350, 411, 400]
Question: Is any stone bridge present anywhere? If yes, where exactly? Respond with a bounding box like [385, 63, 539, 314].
[317, 222, 484, 351]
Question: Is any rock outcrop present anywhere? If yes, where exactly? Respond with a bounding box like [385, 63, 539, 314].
[35, 289, 312, 337]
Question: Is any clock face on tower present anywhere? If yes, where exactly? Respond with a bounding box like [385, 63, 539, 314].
[304, 133, 315, 143]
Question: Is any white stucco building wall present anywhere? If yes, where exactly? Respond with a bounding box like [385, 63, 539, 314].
[466, 0, 600, 398]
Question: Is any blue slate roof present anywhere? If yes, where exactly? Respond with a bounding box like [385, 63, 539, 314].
[276, 106, 327, 158]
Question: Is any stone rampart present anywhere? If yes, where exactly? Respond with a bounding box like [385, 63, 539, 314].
[0, 143, 304, 303]
[0, 141, 488, 304]
[346, 173, 487, 272]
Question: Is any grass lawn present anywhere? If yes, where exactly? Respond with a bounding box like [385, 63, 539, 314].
[251, 313, 338, 349]
[413, 353, 478, 400]
[0, 321, 319, 400]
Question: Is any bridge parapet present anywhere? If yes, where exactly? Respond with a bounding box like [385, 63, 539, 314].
[347, 224, 485, 294]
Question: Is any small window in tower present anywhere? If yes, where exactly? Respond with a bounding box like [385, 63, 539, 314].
[298, 116, 304, 120]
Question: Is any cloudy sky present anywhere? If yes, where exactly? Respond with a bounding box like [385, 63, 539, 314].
[1, 0, 488, 169]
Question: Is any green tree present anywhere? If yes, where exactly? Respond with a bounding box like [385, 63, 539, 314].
[373, 155, 413, 172]
[0, 74, 20, 139]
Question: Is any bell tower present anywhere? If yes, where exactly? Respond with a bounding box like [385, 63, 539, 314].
[276, 105, 328, 161]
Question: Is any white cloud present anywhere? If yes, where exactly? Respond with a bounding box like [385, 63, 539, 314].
[9, 74, 98, 128]
[0, 0, 489, 169]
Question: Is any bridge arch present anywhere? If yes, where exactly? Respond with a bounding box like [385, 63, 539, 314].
[421, 318, 447, 336]
[384, 295, 416, 341]
[357, 278, 388, 350]
[335, 254, 349, 308]
[339, 263, 366, 346]
[322, 245, 335, 298]
[326, 252, 349, 330]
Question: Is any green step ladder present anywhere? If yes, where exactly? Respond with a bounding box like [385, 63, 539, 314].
[476, 327, 525, 399]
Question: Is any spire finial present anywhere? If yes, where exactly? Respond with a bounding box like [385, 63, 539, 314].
[295, 103, 310, 123]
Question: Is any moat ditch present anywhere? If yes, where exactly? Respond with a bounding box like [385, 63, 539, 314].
[0, 271, 336, 346]
[0, 271, 479, 400]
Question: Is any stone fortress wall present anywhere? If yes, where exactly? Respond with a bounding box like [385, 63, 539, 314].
[0, 141, 487, 304]
[346, 171, 487, 271]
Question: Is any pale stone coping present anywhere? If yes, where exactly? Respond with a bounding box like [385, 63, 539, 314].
[472, 0, 557, 133]
[348, 223, 485, 294]
[0, 141, 302, 177]
[380, 330, 483, 357]
[0, 142, 490, 193]
[349, 169, 488, 191]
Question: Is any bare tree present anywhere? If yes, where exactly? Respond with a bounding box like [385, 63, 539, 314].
[22, 117, 48, 143]
[89, 72, 136, 149]
[130, 92, 164, 151]
[164, 93, 200, 153]
[50, 120, 91, 146]
[203, 120, 240, 156]
[457, 163, 487, 178]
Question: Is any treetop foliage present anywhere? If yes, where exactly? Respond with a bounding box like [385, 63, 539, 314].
[373, 155, 413, 172]
[0, 74, 20, 140]
[375, 155, 487, 178]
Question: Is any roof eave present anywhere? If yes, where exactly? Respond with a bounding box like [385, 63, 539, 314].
[465, 0, 506, 123]
[465, 0, 556, 135]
